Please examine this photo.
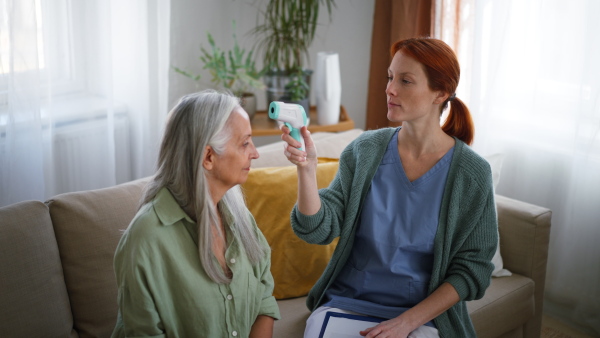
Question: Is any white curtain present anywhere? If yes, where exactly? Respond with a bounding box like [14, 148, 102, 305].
[0, 0, 170, 207]
[436, 0, 600, 335]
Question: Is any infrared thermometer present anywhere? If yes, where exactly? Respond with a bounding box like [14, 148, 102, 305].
[268, 101, 307, 151]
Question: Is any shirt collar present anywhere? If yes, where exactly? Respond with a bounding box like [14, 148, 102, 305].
[152, 187, 240, 247]
[153, 187, 195, 226]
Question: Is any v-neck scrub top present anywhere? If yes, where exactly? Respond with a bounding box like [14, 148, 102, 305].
[324, 129, 454, 326]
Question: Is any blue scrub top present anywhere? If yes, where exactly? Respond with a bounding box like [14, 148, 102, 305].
[324, 129, 454, 327]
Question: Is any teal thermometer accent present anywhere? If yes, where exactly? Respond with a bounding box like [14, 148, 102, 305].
[268, 101, 307, 151]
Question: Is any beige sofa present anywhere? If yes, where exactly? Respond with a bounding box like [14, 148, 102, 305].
[0, 129, 551, 338]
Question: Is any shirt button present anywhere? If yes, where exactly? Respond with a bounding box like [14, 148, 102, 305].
[227, 294, 233, 300]
[232, 331, 238, 336]
[230, 258, 236, 264]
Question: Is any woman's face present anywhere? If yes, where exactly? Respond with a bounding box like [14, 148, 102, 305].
[210, 107, 259, 190]
[386, 51, 441, 123]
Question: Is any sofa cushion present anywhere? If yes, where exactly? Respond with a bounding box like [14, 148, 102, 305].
[0, 200, 76, 337]
[47, 178, 150, 337]
[243, 159, 340, 299]
[467, 273, 535, 337]
[274, 296, 310, 338]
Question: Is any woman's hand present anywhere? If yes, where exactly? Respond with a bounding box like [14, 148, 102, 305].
[281, 125, 317, 168]
[361, 282, 460, 337]
[360, 316, 413, 338]
[281, 124, 321, 215]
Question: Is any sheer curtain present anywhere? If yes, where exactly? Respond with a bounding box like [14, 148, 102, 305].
[436, 0, 600, 335]
[0, 0, 170, 207]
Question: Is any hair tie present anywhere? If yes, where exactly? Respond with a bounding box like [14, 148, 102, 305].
[448, 93, 456, 101]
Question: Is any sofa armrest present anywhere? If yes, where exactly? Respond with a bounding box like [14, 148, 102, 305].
[495, 194, 552, 338]
[496, 195, 551, 283]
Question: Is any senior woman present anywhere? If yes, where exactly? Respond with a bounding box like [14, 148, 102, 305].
[280, 37, 498, 338]
[111, 90, 280, 337]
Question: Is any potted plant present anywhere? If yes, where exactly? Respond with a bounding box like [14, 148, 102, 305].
[174, 22, 265, 119]
[251, 0, 336, 113]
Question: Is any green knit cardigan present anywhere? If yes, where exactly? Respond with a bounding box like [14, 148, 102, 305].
[291, 127, 498, 338]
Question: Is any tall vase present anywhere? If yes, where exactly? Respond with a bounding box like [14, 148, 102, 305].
[314, 52, 341, 125]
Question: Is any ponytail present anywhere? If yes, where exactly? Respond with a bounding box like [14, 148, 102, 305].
[442, 97, 474, 145]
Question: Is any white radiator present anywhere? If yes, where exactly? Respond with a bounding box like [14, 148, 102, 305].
[51, 113, 131, 195]
[0, 96, 134, 204]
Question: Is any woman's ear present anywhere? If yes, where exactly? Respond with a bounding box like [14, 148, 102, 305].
[433, 91, 450, 105]
[203, 146, 214, 171]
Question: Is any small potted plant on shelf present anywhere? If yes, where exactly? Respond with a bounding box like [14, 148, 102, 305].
[173, 22, 265, 119]
[251, 0, 336, 113]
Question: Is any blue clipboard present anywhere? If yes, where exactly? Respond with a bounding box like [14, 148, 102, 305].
[318, 311, 384, 338]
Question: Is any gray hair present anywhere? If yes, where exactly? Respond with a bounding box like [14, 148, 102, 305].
[141, 89, 264, 283]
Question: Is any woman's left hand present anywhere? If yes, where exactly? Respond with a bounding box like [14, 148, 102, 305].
[360, 316, 413, 338]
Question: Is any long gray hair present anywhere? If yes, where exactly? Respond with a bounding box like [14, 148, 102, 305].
[141, 89, 264, 283]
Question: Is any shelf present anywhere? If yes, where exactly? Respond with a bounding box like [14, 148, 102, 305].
[251, 105, 354, 136]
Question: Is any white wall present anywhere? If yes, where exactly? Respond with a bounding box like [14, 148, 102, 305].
[168, 0, 374, 145]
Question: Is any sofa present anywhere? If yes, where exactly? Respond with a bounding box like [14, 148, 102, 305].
[0, 128, 552, 338]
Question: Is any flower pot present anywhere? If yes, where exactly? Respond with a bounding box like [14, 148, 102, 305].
[263, 69, 312, 113]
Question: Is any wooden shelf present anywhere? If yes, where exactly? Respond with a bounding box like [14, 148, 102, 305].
[251, 105, 354, 136]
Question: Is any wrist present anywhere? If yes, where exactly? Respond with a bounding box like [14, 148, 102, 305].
[394, 311, 423, 334]
[297, 160, 318, 174]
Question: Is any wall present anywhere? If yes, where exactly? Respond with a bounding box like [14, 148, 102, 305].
[169, 0, 374, 145]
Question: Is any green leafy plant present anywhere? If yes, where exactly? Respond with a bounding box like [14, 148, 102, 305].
[173, 22, 265, 96]
[251, 0, 336, 103]
[252, 0, 335, 72]
[284, 68, 310, 101]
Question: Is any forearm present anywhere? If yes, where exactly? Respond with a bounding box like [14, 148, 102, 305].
[249, 315, 274, 338]
[400, 282, 460, 330]
[362, 282, 460, 337]
[297, 164, 321, 215]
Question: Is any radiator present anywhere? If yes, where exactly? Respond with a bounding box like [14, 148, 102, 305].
[51, 113, 132, 195]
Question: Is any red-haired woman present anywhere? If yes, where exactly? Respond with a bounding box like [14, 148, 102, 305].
[280, 37, 497, 337]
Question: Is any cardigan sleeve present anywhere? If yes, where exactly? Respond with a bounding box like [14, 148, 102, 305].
[290, 144, 357, 245]
[290, 129, 394, 246]
[442, 170, 498, 301]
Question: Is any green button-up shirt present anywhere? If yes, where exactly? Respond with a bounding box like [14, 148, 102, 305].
[111, 188, 280, 338]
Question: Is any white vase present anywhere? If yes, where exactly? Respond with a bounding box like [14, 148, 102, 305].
[314, 52, 341, 125]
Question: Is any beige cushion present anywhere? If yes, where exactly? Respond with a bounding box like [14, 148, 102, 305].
[0, 201, 76, 337]
[47, 178, 149, 337]
[468, 274, 535, 338]
[274, 297, 310, 338]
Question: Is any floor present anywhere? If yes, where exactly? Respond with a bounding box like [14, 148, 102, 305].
[541, 315, 598, 338]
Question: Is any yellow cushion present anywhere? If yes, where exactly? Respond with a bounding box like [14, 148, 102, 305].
[242, 158, 339, 299]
